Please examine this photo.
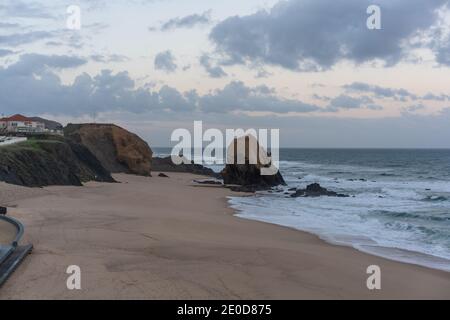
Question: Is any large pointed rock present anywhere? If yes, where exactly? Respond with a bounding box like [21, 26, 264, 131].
[221, 135, 285, 191]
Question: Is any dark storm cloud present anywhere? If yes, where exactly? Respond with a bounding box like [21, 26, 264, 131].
[210, 0, 449, 71]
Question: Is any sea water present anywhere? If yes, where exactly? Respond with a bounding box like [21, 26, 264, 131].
[154, 148, 450, 272]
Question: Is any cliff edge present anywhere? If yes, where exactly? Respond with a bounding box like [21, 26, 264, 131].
[64, 124, 153, 176]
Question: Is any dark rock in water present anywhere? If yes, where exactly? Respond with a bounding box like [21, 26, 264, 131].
[0, 207, 6, 215]
[290, 183, 349, 198]
[64, 123, 153, 176]
[222, 164, 285, 189]
[0, 136, 115, 187]
[288, 188, 297, 191]
[193, 179, 223, 185]
[227, 184, 269, 193]
[221, 135, 286, 190]
[158, 173, 169, 178]
[152, 156, 220, 178]
[359, 179, 367, 182]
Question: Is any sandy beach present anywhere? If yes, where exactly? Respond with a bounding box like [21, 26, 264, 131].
[0, 172, 449, 299]
[0, 220, 16, 244]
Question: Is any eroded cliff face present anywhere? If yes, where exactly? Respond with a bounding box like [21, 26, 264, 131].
[0, 136, 115, 187]
[64, 124, 153, 176]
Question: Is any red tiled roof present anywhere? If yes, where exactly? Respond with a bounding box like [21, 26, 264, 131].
[1, 114, 34, 122]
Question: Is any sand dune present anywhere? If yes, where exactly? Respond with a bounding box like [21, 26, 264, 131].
[0, 173, 449, 299]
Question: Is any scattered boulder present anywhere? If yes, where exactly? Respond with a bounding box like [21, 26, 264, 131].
[64, 123, 153, 176]
[227, 184, 270, 193]
[193, 179, 223, 185]
[290, 183, 349, 198]
[158, 173, 169, 178]
[152, 156, 219, 178]
[221, 135, 286, 191]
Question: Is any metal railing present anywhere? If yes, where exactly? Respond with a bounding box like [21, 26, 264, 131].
[0, 215, 24, 248]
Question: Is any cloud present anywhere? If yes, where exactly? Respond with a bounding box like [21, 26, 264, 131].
[154, 50, 178, 73]
[2, 53, 87, 75]
[422, 92, 450, 101]
[343, 82, 418, 101]
[198, 81, 320, 113]
[402, 104, 426, 113]
[0, 55, 321, 117]
[0, 30, 54, 46]
[326, 94, 375, 111]
[199, 54, 227, 78]
[0, 49, 15, 57]
[0, 22, 21, 28]
[209, 0, 449, 71]
[0, 0, 55, 19]
[90, 54, 130, 63]
[155, 11, 212, 31]
[343, 82, 450, 104]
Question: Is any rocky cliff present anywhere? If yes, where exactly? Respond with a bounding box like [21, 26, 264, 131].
[0, 135, 115, 187]
[64, 124, 153, 176]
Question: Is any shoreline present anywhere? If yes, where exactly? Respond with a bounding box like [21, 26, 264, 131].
[230, 202, 450, 273]
[0, 173, 449, 299]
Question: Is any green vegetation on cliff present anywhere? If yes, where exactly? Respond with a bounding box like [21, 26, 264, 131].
[0, 135, 115, 187]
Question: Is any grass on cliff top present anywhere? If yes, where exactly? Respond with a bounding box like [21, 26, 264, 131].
[0, 136, 65, 153]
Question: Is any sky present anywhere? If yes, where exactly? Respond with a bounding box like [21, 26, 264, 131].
[0, 0, 450, 147]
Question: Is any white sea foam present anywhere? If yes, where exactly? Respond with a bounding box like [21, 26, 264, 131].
[152, 147, 450, 272]
[229, 157, 450, 272]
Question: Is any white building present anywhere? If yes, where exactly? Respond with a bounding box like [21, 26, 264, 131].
[0, 114, 45, 134]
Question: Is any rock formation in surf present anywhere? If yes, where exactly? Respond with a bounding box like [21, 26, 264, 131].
[221, 135, 286, 191]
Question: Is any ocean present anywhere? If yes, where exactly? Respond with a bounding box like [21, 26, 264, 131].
[153, 148, 450, 272]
